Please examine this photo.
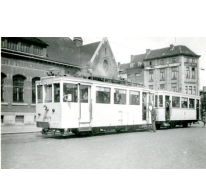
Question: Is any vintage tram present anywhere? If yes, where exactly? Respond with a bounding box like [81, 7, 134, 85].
[154, 91, 200, 129]
[36, 75, 155, 135]
[36, 74, 201, 136]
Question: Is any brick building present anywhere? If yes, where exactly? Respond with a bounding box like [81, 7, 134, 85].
[119, 44, 200, 95]
[1, 37, 118, 125]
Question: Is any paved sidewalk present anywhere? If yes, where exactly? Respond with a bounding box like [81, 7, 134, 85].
[1, 124, 41, 135]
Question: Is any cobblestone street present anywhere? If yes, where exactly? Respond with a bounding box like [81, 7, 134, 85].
[1, 123, 206, 169]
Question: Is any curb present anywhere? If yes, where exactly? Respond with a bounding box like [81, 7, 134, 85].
[1, 131, 41, 135]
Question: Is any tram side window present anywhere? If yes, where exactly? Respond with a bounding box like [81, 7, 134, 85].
[37, 85, 43, 103]
[54, 83, 60, 102]
[155, 95, 158, 107]
[189, 99, 194, 108]
[114, 89, 126, 105]
[129, 91, 140, 105]
[44, 84, 52, 103]
[96, 86, 110, 104]
[181, 97, 188, 108]
[159, 95, 163, 107]
[63, 83, 77, 102]
[80, 85, 89, 103]
[172, 96, 180, 108]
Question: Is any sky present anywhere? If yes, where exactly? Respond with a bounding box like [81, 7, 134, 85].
[82, 37, 206, 90]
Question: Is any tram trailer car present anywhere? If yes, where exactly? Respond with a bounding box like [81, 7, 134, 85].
[154, 91, 200, 129]
[36, 76, 155, 136]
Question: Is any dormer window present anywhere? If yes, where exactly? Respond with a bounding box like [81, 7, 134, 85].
[33, 45, 43, 56]
[138, 62, 142, 66]
[149, 61, 152, 66]
[172, 58, 176, 63]
[130, 63, 135, 68]
[160, 59, 163, 65]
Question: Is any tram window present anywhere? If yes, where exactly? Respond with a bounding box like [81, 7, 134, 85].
[63, 83, 77, 102]
[159, 95, 163, 107]
[80, 85, 89, 103]
[114, 89, 126, 105]
[96, 86, 110, 104]
[37, 85, 43, 103]
[129, 91, 140, 105]
[44, 84, 52, 103]
[155, 95, 158, 107]
[189, 99, 195, 108]
[172, 96, 180, 108]
[181, 97, 188, 108]
[54, 83, 60, 102]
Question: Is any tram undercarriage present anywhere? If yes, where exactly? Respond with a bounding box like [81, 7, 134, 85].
[155, 120, 199, 129]
[40, 124, 153, 136]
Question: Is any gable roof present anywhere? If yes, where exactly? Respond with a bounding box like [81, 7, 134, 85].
[132, 53, 146, 63]
[38, 37, 100, 67]
[144, 45, 200, 60]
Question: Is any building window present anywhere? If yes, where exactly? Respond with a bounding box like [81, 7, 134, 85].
[188, 86, 192, 94]
[185, 86, 188, 94]
[138, 62, 142, 66]
[130, 63, 135, 68]
[186, 67, 190, 78]
[13, 75, 26, 103]
[33, 45, 43, 56]
[21, 42, 30, 53]
[1, 73, 7, 102]
[114, 89, 126, 105]
[172, 58, 176, 63]
[160, 84, 165, 90]
[32, 77, 40, 103]
[160, 68, 165, 80]
[96, 86, 110, 104]
[172, 83, 177, 92]
[7, 39, 18, 50]
[172, 67, 178, 79]
[149, 61, 152, 66]
[1, 38, 6, 48]
[193, 86, 196, 95]
[181, 97, 188, 108]
[149, 85, 153, 89]
[192, 67, 195, 78]
[149, 70, 153, 81]
[160, 59, 163, 65]
[103, 60, 109, 72]
[192, 58, 195, 63]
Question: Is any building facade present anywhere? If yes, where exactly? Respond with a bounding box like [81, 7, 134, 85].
[119, 44, 200, 95]
[1, 37, 118, 125]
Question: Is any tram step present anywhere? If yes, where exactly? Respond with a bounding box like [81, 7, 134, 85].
[78, 127, 91, 132]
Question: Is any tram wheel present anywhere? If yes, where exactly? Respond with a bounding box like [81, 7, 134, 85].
[116, 129, 121, 133]
[156, 124, 160, 130]
[170, 123, 176, 128]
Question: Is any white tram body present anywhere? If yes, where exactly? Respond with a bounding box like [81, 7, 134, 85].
[36, 76, 155, 135]
[154, 90, 200, 129]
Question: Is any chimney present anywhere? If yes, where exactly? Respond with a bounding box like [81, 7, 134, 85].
[131, 55, 134, 62]
[170, 44, 174, 50]
[73, 37, 83, 47]
[146, 49, 151, 55]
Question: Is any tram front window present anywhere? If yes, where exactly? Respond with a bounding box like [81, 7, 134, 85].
[159, 95, 163, 107]
[80, 85, 89, 103]
[189, 98, 194, 108]
[114, 89, 126, 104]
[54, 83, 60, 102]
[44, 84, 52, 103]
[130, 91, 140, 105]
[37, 85, 43, 103]
[63, 83, 77, 102]
[172, 96, 180, 108]
[96, 86, 110, 104]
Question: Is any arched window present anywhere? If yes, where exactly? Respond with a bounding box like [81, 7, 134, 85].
[1, 73, 7, 102]
[13, 75, 26, 102]
[32, 77, 40, 103]
[103, 59, 109, 72]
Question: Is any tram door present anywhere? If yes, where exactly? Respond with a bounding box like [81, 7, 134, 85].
[142, 92, 147, 120]
[79, 85, 91, 124]
[165, 96, 171, 121]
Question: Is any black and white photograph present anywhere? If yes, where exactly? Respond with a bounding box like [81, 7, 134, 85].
[1, 0, 206, 179]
